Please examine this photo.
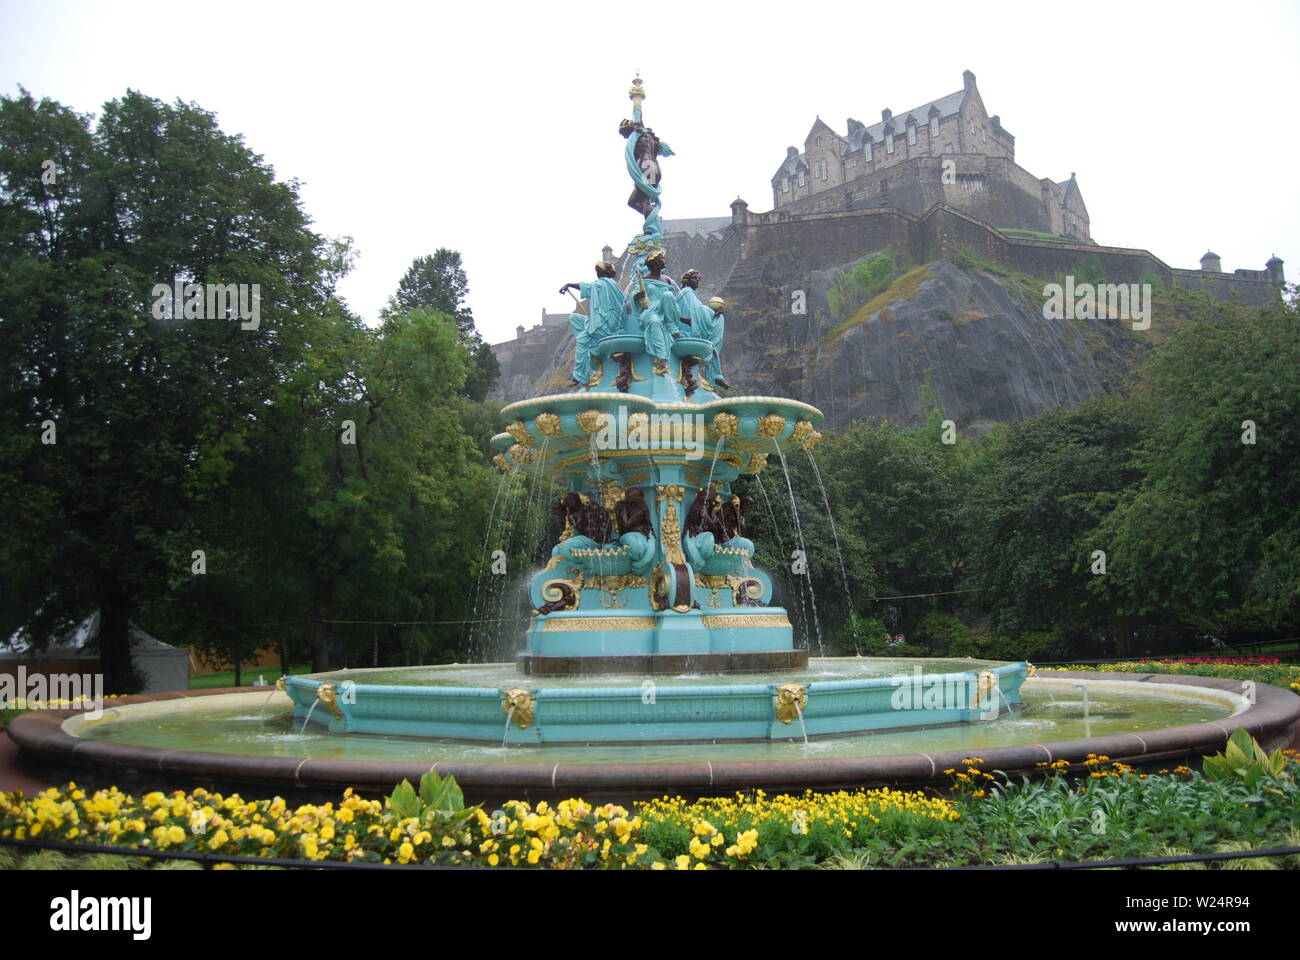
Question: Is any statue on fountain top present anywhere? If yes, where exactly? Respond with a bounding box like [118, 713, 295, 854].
[629, 250, 678, 377]
[677, 270, 731, 391]
[559, 261, 627, 390]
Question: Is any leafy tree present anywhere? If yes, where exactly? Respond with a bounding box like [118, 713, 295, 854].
[1091, 295, 1300, 638]
[0, 89, 341, 692]
[384, 250, 499, 400]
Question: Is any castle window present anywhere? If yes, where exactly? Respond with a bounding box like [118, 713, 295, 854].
[943, 143, 953, 153]
[846, 159, 856, 169]
[782, 177, 790, 193]
[798, 172, 806, 187]
[930, 116, 939, 137]
[907, 125, 917, 146]
[885, 133, 894, 154]
[864, 140, 872, 162]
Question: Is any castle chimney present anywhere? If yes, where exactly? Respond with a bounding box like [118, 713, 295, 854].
[962, 70, 976, 92]
[1200, 250, 1222, 273]
[1266, 254, 1285, 285]
[786, 145, 798, 158]
[881, 108, 892, 123]
[516, 324, 525, 339]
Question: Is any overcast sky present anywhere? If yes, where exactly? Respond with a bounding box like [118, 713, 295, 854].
[3, 0, 1297, 345]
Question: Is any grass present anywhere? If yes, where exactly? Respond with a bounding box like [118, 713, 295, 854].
[825, 264, 933, 341]
[189, 664, 314, 689]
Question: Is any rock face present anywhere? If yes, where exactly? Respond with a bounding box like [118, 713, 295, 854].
[490, 256, 1153, 432]
[718, 258, 1151, 431]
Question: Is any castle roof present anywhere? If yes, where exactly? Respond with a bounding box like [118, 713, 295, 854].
[663, 216, 731, 238]
[774, 86, 968, 180]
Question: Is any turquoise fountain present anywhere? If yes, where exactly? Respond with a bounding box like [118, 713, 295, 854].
[281, 75, 1028, 745]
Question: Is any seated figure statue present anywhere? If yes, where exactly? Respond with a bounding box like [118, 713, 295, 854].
[614, 487, 656, 577]
[628, 250, 676, 377]
[675, 271, 729, 382]
[682, 487, 721, 570]
[550, 492, 615, 568]
[715, 494, 755, 561]
[559, 261, 626, 390]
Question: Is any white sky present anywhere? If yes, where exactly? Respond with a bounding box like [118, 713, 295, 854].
[3, 0, 1298, 345]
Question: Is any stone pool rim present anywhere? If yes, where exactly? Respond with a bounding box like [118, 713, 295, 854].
[7, 670, 1298, 804]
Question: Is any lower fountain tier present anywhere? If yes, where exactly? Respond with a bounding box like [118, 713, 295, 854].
[283, 662, 1028, 745]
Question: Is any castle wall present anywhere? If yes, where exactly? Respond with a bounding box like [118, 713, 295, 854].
[728, 203, 1280, 306]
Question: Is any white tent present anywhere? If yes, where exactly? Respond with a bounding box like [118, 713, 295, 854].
[2, 612, 190, 694]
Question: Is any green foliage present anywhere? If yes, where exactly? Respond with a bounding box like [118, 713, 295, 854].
[1074, 255, 1105, 285]
[826, 248, 899, 320]
[1202, 729, 1290, 788]
[1138, 267, 1165, 295]
[950, 247, 1008, 275]
[1090, 296, 1300, 627]
[387, 770, 480, 833]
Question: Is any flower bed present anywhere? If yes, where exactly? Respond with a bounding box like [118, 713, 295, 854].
[1047, 660, 1300, 694]
[3, 746, 1296, 869]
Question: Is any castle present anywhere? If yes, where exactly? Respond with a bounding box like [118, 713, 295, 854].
[771, 70, 1090, 241]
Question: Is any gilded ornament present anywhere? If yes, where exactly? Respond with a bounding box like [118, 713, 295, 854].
[534, 412, 563, 437]
[315, 682, 344, 721]
[757, 414, 786, 438]
[790, 421, 814, 444]
[501, 688, 535, 729]
[774, 683, 808, 725]
[506, 420, 533, 446]
[577, 409, 608, 434]
[711, 412, 739, 437]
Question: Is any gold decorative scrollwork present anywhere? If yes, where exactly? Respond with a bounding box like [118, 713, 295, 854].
[802, 429, 823, 451]
[508, 443, 535, 465]
[758, 414, 786, 438]
[534, 412, 562, 437]
[1026, 662, 1037, 678]
[774, 683, 808, 725]
[702, 614, 791, 628]
[492, 453, 511, 472]
[274, 676, 287, 693]
[541, 575, 583, 609]
[975, 669, 998, 708]
[656, 485, 686, 565]
[587, 356, 604, 388]
[712, 412, 739, 437]
[790, 421, 814, 445]
[501, 688, 535, 729]
[506, 420, 533, 446]
[742, 453, 769, 475]
[315, 682, 344, 721]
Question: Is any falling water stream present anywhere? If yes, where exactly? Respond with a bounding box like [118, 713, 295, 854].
[772, 439, 823, 656]
[804, 449, 858, 650]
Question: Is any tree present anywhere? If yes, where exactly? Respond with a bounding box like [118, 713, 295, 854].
[384, 251, 498, 400]
[0, 88, 343, 691]
[1091, 294, 1300, 638]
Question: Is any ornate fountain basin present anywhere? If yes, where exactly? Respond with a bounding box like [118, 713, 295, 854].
[282, 661, 1028, 744]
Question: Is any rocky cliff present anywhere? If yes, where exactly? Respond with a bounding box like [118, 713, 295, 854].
[489, 255, 1155, 432]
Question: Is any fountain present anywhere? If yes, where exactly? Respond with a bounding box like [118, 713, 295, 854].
[9, 78, 1297, 802]
[272, 74, 1027, 744]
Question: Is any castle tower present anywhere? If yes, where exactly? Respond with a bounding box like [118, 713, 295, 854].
[1200, 251, 1222, 273]
[1266, 255, 1285, 285]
